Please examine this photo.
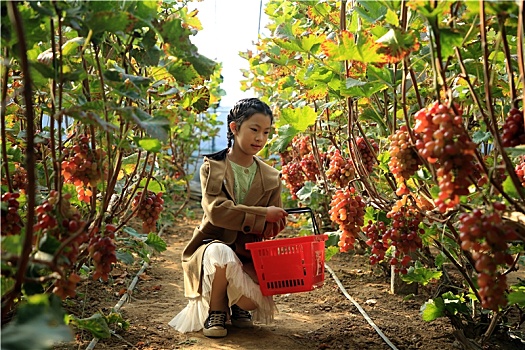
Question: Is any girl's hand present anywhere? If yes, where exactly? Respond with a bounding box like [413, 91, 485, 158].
[265, 206, 288, 223]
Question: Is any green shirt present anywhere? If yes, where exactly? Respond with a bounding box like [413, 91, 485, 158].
[230, 161, 258, 204]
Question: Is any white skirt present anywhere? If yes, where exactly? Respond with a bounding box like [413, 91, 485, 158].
[168, 242, 277, 333]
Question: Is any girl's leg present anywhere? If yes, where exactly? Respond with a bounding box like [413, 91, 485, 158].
[234, 296, 257, 311]
[209, 266, 229, 312]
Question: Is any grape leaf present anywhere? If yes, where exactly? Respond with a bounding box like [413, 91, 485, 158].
[70, 313, 111, 339]
[420, 297, 445, 321]
[322, 31, 387, 63]
[401, 262, 442, 286]
[145, 233, 167, 253]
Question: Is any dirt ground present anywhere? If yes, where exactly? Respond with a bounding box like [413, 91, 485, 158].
[54, 202, 524, 350]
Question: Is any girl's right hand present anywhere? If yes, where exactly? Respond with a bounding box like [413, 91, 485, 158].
[265, 206, 288, 223]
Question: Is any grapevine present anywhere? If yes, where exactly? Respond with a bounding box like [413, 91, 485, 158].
[458, 202, 517, 311]
[132, 191, 164, 233]
[328, 187, 366, 252]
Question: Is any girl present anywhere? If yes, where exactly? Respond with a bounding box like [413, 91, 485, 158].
[168, 98, 288, 338]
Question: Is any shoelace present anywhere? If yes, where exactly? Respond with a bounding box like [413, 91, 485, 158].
[231, 305, 251, 319]
[207, 312, 226, 327]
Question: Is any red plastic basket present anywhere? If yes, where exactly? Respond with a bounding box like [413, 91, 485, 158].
[245, 208, 327, 296]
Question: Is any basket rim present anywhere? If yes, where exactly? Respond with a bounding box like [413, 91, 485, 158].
[245, 233, 328, 250]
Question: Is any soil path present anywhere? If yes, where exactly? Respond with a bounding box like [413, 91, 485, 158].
[56, 205, 523, 350]
[96, 212, 460, 350]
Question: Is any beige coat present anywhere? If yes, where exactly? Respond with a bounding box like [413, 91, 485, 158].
[181, 149, 286, 298]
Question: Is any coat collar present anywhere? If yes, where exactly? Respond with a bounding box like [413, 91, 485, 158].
[203, 148, 280, 194]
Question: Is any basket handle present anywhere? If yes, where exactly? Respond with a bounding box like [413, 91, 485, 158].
[285, 207, 321, 235]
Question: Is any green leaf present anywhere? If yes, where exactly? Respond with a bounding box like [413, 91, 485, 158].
[116, 249, 135, 265]
[508, 286, 525, 307]
[325, 246, 340, 262]
[275, 106, 317, 131]
[38, 234, 62, 255]
[136, 138, 162, 152]
[385, 8, 399, 26]
[472, 130, 491, 144]
[123, 226, 147, 239]
[1, 235, 23, 255]
[505, 145, 525, 157]
[1, 276, 15, 298]
[502, 174, 525, 199]
[341, 79, 386, 98]
[85, 11, 135, 35]
[62, 106, 117, 132]
[270, 124, 298, 153]
[1, 294, 73, 349]
[439, 28, 464, 59]
[139, 178, 164, 193]
[104, 69, 152, 86]
[322, 30, 386, 63]
[420, 297, 445, 321]
[70, 313, 111, 339]
[117, 107, 170, 142]
[145, 233, 167, 253]
[401, 262, 442, 286]
[61, 37, 85, 56]
[355, 0, 388, 23]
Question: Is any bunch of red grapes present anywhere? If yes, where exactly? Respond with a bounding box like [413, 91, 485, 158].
[299, 152, 321, 182]
[472, 157, 507, 188]
[515, 156, 525, 187]
[414, 101, 477, 213]
[281, 162, 306, 200]
[132, 191, 164, 233]
[33, 191, 89, 299]
[388, 126, 422, 195]
[1, 192, 23, 236]
[363, 220, 388, 265]
[385, 198, 424, 274]
[328, 187, 366, 252]
[292, 135, 312, 158]
[34, 191, 89, 266]
[1, 163, 28, 192]
[355, 137, 379, 173]
[326, 148, 356, 188]
[53, 273, 82, 300]
[502, 108, 525, 147]
[88, 224, 117, 282]
[458, 202, 517, 311]
[61, 134, 106, 203]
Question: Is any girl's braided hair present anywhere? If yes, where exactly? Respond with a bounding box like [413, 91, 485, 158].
[226, 98, 273, 148]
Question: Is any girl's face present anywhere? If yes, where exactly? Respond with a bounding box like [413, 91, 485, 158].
[230, 113, 272, 157]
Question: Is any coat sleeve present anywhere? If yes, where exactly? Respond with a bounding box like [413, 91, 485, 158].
[261, 180, 287, 238]
[200, 161, 269, 235]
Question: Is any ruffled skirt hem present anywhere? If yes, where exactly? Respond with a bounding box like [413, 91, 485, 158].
[168, 243, 276, 333]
